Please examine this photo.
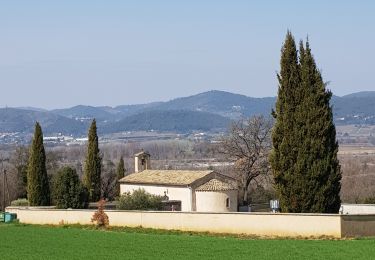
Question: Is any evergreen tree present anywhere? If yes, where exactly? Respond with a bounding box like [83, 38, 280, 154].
[270, 32, 341, 213]
[116, 156, 126, 196]
[270, 32, 302, 212]
[83, 119, 102, 202]
[52, 166, 88, 209]
[27, 122, 50, 206]
[297, 40, 341, 212]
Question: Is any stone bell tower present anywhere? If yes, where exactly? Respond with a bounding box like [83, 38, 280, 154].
[134, 150, 151, 173]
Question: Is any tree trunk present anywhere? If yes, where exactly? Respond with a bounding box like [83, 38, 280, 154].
[242, 178, 252, 205]
[242, 186, 248, 205]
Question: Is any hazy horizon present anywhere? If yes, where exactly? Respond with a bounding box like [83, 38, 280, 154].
[1, 1, 375, 109]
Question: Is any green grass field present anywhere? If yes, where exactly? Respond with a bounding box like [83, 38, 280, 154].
[1, 223, 375, 259]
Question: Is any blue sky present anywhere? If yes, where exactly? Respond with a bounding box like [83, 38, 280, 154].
[0, 1, 374, 109]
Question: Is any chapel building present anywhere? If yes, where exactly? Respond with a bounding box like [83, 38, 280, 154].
[119, 151, 238, 212]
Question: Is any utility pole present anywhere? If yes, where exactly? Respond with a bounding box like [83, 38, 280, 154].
[2, 169, 10, 212]
[1, 158, 10, 212]
[2, 169, 5, 211]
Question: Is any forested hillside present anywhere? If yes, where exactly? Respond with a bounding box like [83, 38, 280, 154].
[1, 90, 375, 136]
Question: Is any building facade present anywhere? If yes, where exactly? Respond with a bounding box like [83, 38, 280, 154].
[119, 152, 238, 212]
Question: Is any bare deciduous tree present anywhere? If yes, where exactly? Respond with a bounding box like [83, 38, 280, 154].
[101, 160, 117, 200]
[9, 146, 29, 198]
[219, 115, 272, 205]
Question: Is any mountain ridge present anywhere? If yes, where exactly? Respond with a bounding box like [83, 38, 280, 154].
[1, 90, 375, 136]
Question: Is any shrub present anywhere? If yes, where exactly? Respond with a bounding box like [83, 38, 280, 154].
[117, 188, 163, 210]
[363, 197, 375, 204]
[52, 166, 88, 209]
[10, 198, 29, 206]
[91, 199, 109, 227]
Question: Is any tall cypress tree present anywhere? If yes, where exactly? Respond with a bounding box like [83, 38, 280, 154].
[270, 31, 302, 212]
[270, 32, 341, 213]
[116, 156, 126, 196]
[297, 40, 341, 213]
[83, 119, 102, 202]
[27, 122, 50, 206]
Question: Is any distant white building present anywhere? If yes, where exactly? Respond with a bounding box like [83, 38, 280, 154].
[119, 151, 238, 212]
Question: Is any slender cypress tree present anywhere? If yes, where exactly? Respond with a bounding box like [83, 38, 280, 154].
[270, 31, 302, 212]
[270, 32, 341, 213]
[27, 122, 50, 206]
[83, 119, 102, 202]
[297, 40, 341, 212]
[116, 156, 126, 195]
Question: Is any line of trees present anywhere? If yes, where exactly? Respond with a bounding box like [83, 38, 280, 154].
[16, 119, 126, 208]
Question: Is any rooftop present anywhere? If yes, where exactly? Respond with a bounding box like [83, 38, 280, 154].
[134, 150, 150, 157]
[196, 178, 237, 191]
[119, 170, 214, 186]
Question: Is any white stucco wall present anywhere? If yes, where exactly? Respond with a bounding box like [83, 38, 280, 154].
[6, 207, 356, 238]
[340, 204, 375, 214]
[121, 184, 192, 211]
[195, 190, 237, 212]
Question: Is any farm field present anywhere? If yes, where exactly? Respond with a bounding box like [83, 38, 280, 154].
[1, 224, 375, 259]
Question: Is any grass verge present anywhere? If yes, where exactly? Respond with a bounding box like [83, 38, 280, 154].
[1, 223, 375, 259]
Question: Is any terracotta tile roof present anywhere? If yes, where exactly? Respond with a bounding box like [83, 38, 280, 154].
[134, 151, 150, 156]
[196, 178, 237, 191]
[119, 170, 213, 186]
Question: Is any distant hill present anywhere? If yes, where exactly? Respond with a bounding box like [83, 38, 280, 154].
[52, 105, 119, 121]
[15, 107, 48, 112]
[51, 103, 166, 123]
[0, 108, 87, 135]
[114, 102, 164, 117]
[331, 91, 375, 124]
[1, 90, 375, 137]
[51, 91, 275, 122]
[103, 110, 230, 133]
[151, 90, 276, 118]
[341, 91, 375, 98]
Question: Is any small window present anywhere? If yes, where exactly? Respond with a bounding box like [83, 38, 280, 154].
[226, 197, 230, 208]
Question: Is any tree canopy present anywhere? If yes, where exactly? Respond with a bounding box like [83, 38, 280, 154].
[220, 116, 272, 205]
[27, 122, 50, 206]
[53, 166, 87, 209]
[270, 32, 341, 213]
[116, 156, 126, 196]
[83, 119, 102, 202]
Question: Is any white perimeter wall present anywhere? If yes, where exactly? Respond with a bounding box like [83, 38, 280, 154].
[16, 207, 375, 238]
[121, 184, 192, 211]
[341, 204, 375, 214]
